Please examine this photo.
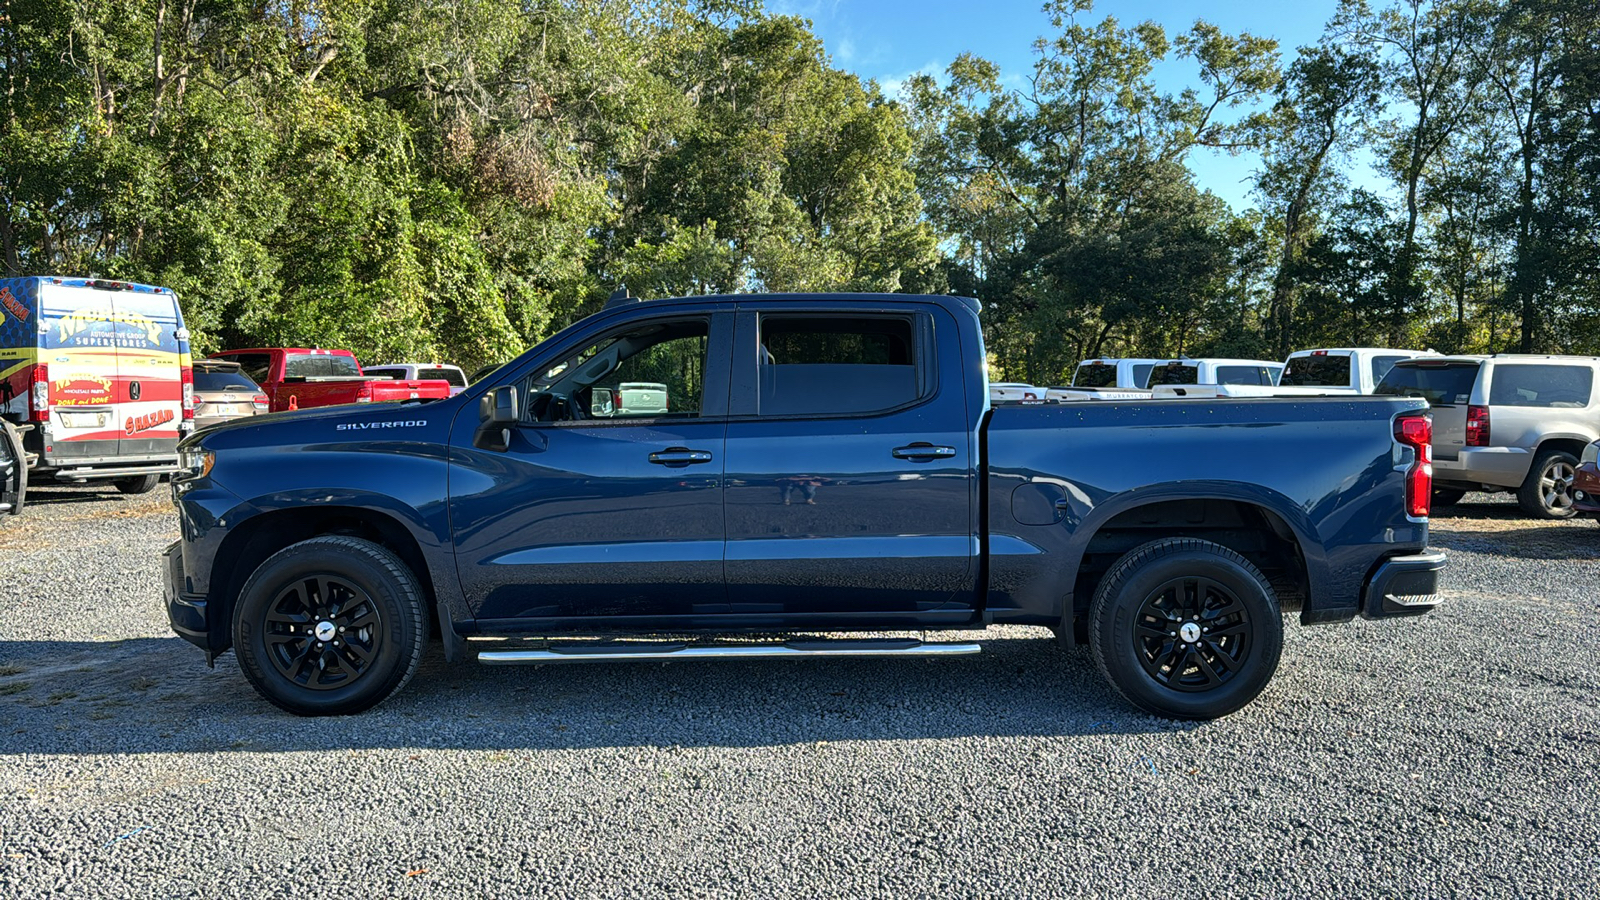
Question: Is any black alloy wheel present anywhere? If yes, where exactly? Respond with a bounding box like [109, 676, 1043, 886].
[1131, 575, 1251, 692]
[233, 536, 425, 716]
[1089, 538, 1283, 720]
[261, 575, 384, 691]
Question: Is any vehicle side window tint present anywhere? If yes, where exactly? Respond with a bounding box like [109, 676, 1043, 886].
[1216, 366, 1270, 385]
[284, 354, 320, 378]
[1131, 364, 1154, 388]
[1488, 365, 1595, 408]
[1370, 356, 1405, 386]
[757, 316, 919, 416]
[519, 319, 709, 423]
[229, 354, 273, 384]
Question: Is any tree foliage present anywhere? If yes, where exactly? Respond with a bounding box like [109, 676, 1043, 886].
[2, 0, 1598, 374]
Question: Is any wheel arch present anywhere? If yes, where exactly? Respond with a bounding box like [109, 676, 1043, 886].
[1058, 485, 1322, 643]
[208, 504, 463, 662]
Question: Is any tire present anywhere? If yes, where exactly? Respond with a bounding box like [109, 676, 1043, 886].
[1517, 450, 1579, 519]
[232, 536, 426, 716]
[114, 474, 161, 494]
[1088, 538, 1283, 720]
[1432, 488, 1467, 508]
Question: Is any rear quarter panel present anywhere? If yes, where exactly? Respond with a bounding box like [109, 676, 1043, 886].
[984, 396, 1429, 624]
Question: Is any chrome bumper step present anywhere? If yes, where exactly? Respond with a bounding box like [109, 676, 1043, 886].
[476, 638, 981, 665]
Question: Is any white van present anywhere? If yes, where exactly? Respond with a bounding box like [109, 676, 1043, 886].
[0, 277, 192, 492]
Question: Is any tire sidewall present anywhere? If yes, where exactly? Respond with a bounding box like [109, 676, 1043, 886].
[1522, 451, 1579, 519]
[1092, 545, 1283, 720]
[233, 539, 422, 716]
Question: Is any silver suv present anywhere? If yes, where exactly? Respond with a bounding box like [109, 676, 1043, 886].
[1376, 355, 1600, 518]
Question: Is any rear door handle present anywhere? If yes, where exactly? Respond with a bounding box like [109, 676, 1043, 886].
[648, 447, 714, 466]
[892, 443, 957, 460]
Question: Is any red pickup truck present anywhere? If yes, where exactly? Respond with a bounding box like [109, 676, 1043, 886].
[209, 348, 451, 412]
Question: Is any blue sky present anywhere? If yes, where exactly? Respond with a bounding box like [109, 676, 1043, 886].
[769, 0, 1352, 211]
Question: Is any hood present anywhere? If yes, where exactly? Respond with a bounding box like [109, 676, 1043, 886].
[181, 396, 460, 449]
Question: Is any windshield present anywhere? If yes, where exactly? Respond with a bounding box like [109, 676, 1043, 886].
[1073, 363, 1116, 388]
[1375, 362, 1480, 406]
[1281, 355, 1351, 387]
[1149, 364, 1199, 385]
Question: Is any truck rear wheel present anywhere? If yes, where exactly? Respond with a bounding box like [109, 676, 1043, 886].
[113, 474, 161, 494]
[1088, 538, 1283, 720]
[232, 536, 426, 716]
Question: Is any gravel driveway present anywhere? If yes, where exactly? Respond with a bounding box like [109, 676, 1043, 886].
[1, 487, 1596, 897]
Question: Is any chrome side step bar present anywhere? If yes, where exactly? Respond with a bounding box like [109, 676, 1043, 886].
[477, 638, 981, 665]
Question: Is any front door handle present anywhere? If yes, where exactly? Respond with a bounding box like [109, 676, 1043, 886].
[892, 443, 957, 460]
[648, 447, 714, 466]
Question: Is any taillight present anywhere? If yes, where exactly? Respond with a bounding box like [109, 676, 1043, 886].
[355, 383, 372, 403]
[611, 389, 622, 411]
[1466, 405, 1489, 446]
[1395, 412, 1433, 518]
[180, 364, 195, 420]
[252, 393, 269, 410]
[28, 363, 48, 422]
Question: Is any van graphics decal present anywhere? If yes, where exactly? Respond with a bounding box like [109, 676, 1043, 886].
[126, 408, 176, 434]
[0, 287, 25, 323]
[52, 374, 115, 406]
[52, 308, 163, 349]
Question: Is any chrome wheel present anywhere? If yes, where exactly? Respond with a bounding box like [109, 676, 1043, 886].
[1539, 460, 1575, 512]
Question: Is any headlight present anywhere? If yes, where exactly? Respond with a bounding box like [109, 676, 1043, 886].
[176, 447, 214, 480]
[1583, 442, 1599, 466]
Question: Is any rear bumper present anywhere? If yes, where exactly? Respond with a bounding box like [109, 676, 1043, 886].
[163, 540, 211, 653]
[1433, 447, 1531, 490]
[1361, 549, 1447, 618]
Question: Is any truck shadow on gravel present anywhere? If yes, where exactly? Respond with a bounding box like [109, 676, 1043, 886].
[0, 635, 1196, 755]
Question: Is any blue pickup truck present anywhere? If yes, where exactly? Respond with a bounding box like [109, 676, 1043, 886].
[164, 293, 1445, 719]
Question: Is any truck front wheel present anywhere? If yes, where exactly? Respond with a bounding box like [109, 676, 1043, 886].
[232, 536, 426, 716]
[113, 474, 161, 494]
[1088, 538, 1283, 720]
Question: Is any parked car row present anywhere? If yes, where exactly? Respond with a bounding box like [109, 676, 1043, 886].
[0, 276, 477, 506]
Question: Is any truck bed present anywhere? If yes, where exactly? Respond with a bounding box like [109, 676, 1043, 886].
[982, 396, 1426, 626]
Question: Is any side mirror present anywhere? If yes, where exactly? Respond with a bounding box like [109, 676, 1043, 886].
[479, 386, 519, 425]
[475, 386, 519, 452]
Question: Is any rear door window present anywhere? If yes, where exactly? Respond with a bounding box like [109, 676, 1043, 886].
[1375, 363, 1480, 406]
[284, 354, 362, 378]
[1130, 364, 1154, 388]
[1488, 364, 1595, 408]
[1216, 365, 1274, 385]
[1281, 355, 1351, 387]
[1369, 355, 1406, 386]
[222, 353, 273, 384]
[758, 316, 920, 416]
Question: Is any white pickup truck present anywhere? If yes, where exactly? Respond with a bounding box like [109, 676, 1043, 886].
[1278, 348, 1437, 394]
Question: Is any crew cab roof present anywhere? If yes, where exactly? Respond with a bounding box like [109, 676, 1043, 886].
[600, 292, 982, 316]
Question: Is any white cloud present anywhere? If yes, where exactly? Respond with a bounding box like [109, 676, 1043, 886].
[877, 60, 946, 102]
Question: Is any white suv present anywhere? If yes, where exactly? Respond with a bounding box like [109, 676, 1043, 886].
[1376, 354, 1600, 518]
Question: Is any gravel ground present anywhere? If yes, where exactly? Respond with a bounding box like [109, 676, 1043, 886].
[0, 486, 1596, 898]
